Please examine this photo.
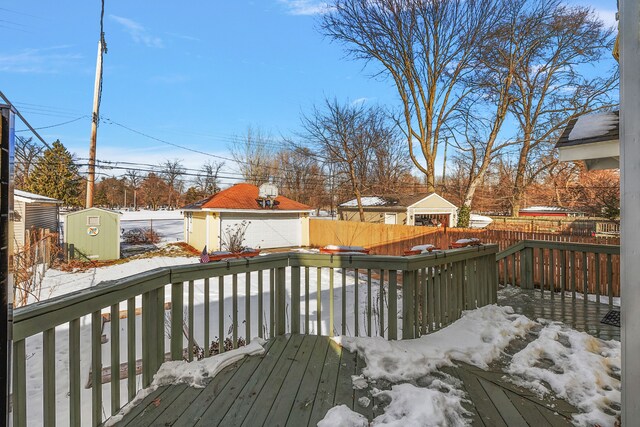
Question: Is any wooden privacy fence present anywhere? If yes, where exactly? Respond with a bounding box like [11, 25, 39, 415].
[309, 219, 618, 255]
[12, 245, 498, 426]
[496, 240, 620, 301]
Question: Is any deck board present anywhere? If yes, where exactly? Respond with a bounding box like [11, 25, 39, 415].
[207, 334, 290, 426]
[170, 360, 243, 427]
[115, 292, 615, 426]
[238, 334, 306, 426]
[285, 336, 331, 427]
[263, 335, 318, 426]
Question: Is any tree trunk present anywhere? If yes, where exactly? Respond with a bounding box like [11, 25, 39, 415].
[511, 134, 531, 217]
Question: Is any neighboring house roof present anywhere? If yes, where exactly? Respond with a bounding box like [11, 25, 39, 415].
[183, 183, 312, 211]
[339, 193, 456, 209]
[14, 190, 62, 204]
[555, 111, 619, 171]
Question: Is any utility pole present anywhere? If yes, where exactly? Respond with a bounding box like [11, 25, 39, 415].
[86, 0, 107, 208]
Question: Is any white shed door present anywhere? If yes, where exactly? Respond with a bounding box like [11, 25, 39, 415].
[220, 214, 301, 249]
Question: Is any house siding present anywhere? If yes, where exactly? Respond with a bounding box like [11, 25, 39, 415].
[187, 212, 207, 251]
[13, 200, 26, 247]
[340, 210, 408, 225]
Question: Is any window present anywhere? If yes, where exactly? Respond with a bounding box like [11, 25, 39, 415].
[87, 216, 100, 226]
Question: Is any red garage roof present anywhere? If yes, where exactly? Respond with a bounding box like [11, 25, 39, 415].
[183, 183, 312, 211]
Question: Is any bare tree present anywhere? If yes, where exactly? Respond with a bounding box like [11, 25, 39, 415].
[300, 99, 398, 221]
[506, 1, 617, 216]
[15, 136, 43, 189]
[451, 0, 537, 218]
[275, 147, 326, 207]
[124, 169, 142, 210]
[230, 127, 276, 186]
[160, 159, 186, 209]
[195, 160, 224, 195]
[322, 0, 504, 192]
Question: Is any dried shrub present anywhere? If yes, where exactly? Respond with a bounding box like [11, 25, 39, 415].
[122, 227, 161, 244]
[221, 220, 250, 252]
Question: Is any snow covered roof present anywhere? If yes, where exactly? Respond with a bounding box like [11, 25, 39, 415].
[14, 190, 62, 204]
[520, 206, 578, 213]
[556, 111, 619, 147]
[339, 193, 454, 209]
[339, 197, 391, 207]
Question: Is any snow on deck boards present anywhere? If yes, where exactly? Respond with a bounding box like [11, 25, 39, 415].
[114, 334, 578, 426]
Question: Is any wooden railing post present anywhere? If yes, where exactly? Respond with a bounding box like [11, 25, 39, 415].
[170, 282, 184, 361]
[275, 266, 287, 336]
[142, 289, 161, 387]
[489, 253, 498, 304]
[402, 270, 416, 340]
[521, 246, 534, 289]
[291, 266, 301, 334]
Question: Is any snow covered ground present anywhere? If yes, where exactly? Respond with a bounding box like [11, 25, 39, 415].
[119, 209, 184, 243]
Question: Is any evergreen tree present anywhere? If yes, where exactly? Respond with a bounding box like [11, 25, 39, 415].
[26, 140, 82, 206]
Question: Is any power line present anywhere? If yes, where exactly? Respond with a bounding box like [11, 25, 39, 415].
[0, 90, 52, 149]
[103, 118, 239, 163]
[15, 116, 88, 132]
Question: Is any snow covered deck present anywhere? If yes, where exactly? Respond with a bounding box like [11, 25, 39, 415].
[114, 333, 577, 427]
[114, 291, 619, 426]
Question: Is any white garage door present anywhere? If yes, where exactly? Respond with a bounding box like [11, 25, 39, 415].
[220, 214, 302, 249]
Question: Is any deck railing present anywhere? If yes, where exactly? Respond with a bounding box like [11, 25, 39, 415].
[11, 245, 497, 426]
[496, 240, 620, 304]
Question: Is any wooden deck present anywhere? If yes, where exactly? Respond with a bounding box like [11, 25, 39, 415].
[114, 293, 619, 426]
[116, 338, 577, 426]
[498, 287, 620, 341]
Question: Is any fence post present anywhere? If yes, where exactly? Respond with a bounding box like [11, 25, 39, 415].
[402, 270, 415, 340]
[275, 266, 287, 335]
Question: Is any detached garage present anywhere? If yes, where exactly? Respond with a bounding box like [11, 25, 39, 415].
[182, 183, 312, 251]
[338, 193, 458, 227]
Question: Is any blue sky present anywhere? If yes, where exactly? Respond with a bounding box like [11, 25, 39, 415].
[1, 0, 618, 184]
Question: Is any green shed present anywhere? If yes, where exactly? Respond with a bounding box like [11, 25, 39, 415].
[63, 207, 121, 260]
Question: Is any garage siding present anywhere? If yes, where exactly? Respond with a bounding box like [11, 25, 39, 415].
[219, 213, 302, 249]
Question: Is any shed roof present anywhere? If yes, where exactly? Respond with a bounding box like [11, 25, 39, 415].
[63, 207, 122, 216]
[339, 193, 456, 209]
[183, 183, 312, 211]
[14, 190, 62, 204]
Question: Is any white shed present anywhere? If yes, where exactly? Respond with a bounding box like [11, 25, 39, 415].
[13, 190, 61, 249]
